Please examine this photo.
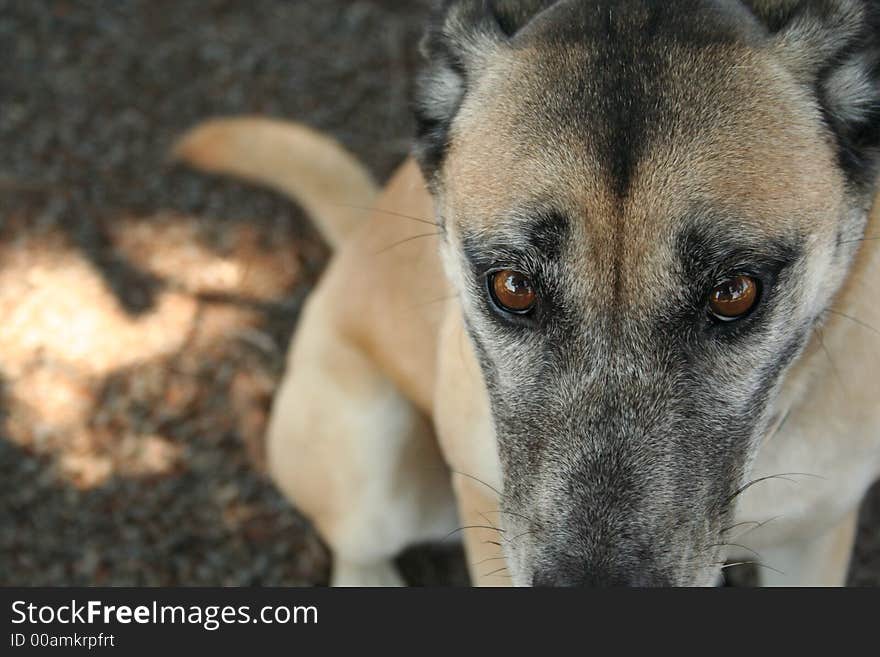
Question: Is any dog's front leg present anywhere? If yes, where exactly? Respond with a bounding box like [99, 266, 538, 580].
[451, 473, 511, 586]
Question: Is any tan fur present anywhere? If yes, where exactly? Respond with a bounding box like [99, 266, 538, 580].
[445, 45, 841, 246]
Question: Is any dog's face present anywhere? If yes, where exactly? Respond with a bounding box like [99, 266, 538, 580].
[415, 0, 880, 585]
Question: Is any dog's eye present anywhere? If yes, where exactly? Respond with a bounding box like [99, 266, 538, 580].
[708, 275, 759, 321]
[489, 270, 536, 314]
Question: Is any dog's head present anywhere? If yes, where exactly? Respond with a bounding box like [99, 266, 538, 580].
[414, 0, 880, 586]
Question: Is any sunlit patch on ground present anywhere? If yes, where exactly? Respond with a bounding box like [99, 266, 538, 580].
[0, 211, 303, 489]
[0, 203, 333, 584]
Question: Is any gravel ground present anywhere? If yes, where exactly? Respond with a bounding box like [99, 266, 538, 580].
[0, 0, 877, 587]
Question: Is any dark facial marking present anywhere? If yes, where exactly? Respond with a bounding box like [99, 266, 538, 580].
[460, 211, 573, 331]
[674, 220, 804, 338]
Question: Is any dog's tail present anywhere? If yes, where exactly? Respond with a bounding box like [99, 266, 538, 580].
[172, 117, 378, 249]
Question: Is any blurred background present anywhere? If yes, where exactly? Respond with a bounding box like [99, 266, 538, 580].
[0, 0, 877, 586]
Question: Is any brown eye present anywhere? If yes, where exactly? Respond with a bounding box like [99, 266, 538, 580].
[490, 270, 537, 314]
[708, 275, 759, 321]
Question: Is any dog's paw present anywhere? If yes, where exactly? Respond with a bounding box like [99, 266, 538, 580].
[331, 560, 406, 588]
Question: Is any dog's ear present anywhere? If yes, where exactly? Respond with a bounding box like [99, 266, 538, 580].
[413, 0, 556, 180]
[744, 0, 880, 187]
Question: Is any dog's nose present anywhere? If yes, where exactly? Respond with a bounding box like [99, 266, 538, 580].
[532, 563, 671, 587]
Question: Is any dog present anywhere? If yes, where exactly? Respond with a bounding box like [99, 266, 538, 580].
[175, 0, 880, 586]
